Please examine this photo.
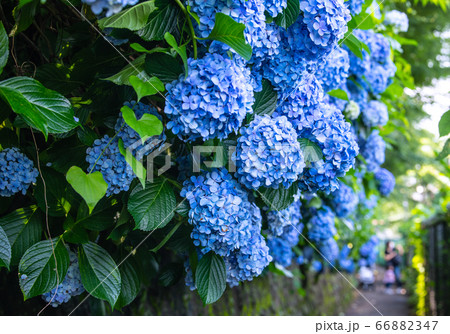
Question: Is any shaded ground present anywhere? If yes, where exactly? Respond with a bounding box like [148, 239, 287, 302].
[345, 267, 411, 316]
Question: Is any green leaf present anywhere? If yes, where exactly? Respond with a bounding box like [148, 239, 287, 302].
[129, 75, 164, 102]
[438, 110, 450, 137]
[253, 80, 278, 116]
[128, 178, 176, 231]
[104, 55, 147, 86]
[144, 53, 183, 84]
[195, 252, 226, 304]
[0, 225, 11, 270]
[62, 215, 89, 244]
[327, 89, 349, 101]
[274, 0, 300, 29]
[0, 206, 42, 266]
[437, 139, 450, 160]
[35, 168, 72, 217]
[19, 238, 69, 300]
[0, 77, 78, 138]
[137, 0, 180, 41]
[150, 221, 182, 252]
[299, 138, 323, 164]
[164, 32, 188, 76]
[10, 0, 39, 35]
[207, 13, 252, 61]
[0, 22, 8, 76]
[130, 43, 168, 54]
[118, 138, 147, 187]
[342, 34, 364, 60]
[98, 1, 157, 31]
[120, 105, 163, 143]
[66, 166, 108, 214]
[78, 242, 121, 307]
[114, 258, 141, 309]
[259, 183, 298, 211]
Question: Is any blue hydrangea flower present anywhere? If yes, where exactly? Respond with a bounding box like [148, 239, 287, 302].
[275, 74, 324, 111]
[276, 102, 359, 193]
[264, 0, 288, 17]
[181, 168, 260, 256]
[344, 100, 361, 120]
[339, 257, 355, 273]
[300, 0, 350, 49]
[115, 101, 166, 160]
[311, 260, 323, 272]
[359, 236, 378, 266]
[82, 0, 139, 17]
[346, 80, 368, 107]
[330, 182, 359, 218]
[165, 53, 254, 142]
[86, 135, 135, 196]
[318, 238, 339, 264]
[0, 147, 38, 197]
[315, 47, 350, 93]
[346, 0, 364, 15]
[234, 115, 305, 190]
[374, 167, 395, 196]
[305, 205, 337, 242]
[384, 10, 409, 32]
[267, 237, 295, 267]
[267, 200, 302, 237]
[360, 130, 386, 172]
[362, 100, 389, 127]
[42, 250, 85, 307]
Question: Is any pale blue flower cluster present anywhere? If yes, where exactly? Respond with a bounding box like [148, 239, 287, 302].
[305, 205, 337, 242]
[181, 168, 272, 286]
[360, 130, 386, 172]
[346, 0, 364, 15]
[315, 47, 350, 93]
[362, 100, 389, 127]
[358, 236, 378, 266]
[42, 250, 85, 307]
[330, 182, 359, 218]
[115, 101, 166, 160]
[338, 245, 355, 273]
[82, 0, 138, 17]
[374, 167, 395, 196]
[0, 148, 38, 197]
[264, 0, 288, 17]
[267, 200, 302, 237]
[318, 238, 339, 264]
[348, 30, 396, 95]
[86, 135, 135, 196]
[286, 102, 359, 193]
[234, 115, 305, 190]
[384, 10, 409, 32]
[165, 53, 254, 142]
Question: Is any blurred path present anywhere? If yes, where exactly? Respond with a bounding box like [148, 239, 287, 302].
[345, 267, 410, 316]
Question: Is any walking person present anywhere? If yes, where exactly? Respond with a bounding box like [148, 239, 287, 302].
[384, 241, 406, 294]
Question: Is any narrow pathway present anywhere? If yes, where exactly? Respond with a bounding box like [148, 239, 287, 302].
[345, 267, 411, 316]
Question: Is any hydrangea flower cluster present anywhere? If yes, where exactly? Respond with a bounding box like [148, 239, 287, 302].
[330, 182, 359, 218]
[374, 167, 396, 196]
[86, 135, 135, 196]
[348, 30, 396, 95]
[360, 130, 386, 172]
[315, 47, 350, 93]
[304, 205, 337, 243]
[318, 238, 339, 264]
[384, 10, 409, 32]
[362, 100, 389, 127]
[267, 200, 302, 237]
[81, 0, 138, 17]
[300, 0, 350, 51]
[344, 100, 361, 120]
[234, 115, 305, 190]
[165, 53, 254, 142]
[0, 148, 38, 197]
[338, 245, 355, 273]
[41, 250, 85, 307]
[115, 101, 166, 160]
[346, 0, 364, 15]
[264, 0, 288, 17]
[358, 236, 379, 266]
[277, 102, 359, 193]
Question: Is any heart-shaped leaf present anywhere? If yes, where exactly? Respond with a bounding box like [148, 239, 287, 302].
[19, 237, 69, 300]
[164, 32, 188, 76]
[129, 75, 164, 102]
[207, 13, 252, 61]
[121, 105, 163, 143]
[118, 138, 147, 187]
[66, 166, 108, 214]
[104, 55, 146, 86]
[0, 225, 11, 270]
[78, 242, 121, 308]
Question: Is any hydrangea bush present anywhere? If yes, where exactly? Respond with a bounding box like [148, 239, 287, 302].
[0, 0, 407, 312]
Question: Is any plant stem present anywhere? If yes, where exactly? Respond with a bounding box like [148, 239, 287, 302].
[174, 0, 197, 59]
